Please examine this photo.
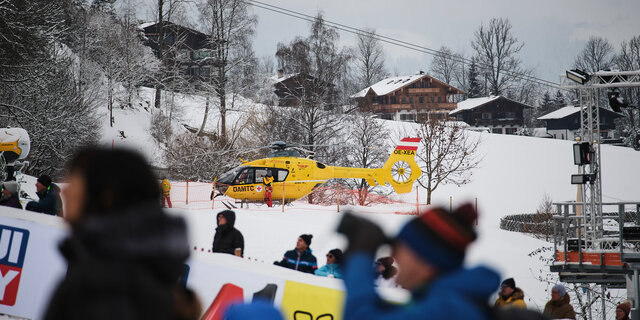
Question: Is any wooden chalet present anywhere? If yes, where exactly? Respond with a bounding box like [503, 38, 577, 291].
[139, 22, 215, 81]
[272, 70, 337, 107]
[538, 105, 623, 141]
[450, 95, 533, 134]
[351, 72, 463, 122]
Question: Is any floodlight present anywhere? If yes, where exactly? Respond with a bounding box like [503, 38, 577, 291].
[573, 142, 591, 165]
[566, 69, 590, 84]
[571, 174, 594, 184]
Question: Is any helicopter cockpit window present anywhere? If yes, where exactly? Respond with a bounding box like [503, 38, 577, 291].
[218, 167, 242, 185]
[235, 168, 255, 185]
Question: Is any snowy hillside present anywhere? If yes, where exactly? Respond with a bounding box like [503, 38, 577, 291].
[95, 87, 640, 311]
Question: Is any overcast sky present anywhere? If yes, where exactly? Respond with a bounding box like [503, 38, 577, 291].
[135, 0, 640, 90]
[246, 0, 640, 87]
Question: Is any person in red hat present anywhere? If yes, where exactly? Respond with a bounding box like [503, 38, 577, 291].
[337, 203, 500, 320]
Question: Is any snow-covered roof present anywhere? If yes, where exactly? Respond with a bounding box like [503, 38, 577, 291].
[137, 22, 157, 30]
[537, 106, 580, 120]
[350, 74, 427, 98]
[270, 73, 298, 84]
[449, 96, 500, 115]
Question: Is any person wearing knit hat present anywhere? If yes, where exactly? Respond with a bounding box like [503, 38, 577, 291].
[26, 174, 63, 216]
[616, 301, 632, 320]
[494, 277, 527, 309]
[273, 234, 317, 274]
[337, 203, 500, 320]
[543, 284, 575, 319]
[0, 181, 22, 209]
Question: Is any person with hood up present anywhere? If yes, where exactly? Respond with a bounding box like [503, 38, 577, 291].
[543, 284, 576, 319]
[44, 147, 200, 320]
[616, 301, 632, 320]
[212, 210, 244, 257]
[337, 203, 500, 320]
[274, 234, 318, 274]
[494, 278, 527, 309]
[0, 180, 22, 209]
[26, 174, 63, 216]
[315, 248, 343, 279]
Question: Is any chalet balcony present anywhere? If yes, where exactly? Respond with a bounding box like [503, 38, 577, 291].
[367, 102, 457, 113]
[407, 88, 440, 94]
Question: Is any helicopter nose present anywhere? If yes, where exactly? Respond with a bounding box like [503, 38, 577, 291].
[216, 183, 229, 194]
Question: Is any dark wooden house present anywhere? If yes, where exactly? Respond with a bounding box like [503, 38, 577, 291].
[272, 70, 336, 107]
[139, 22, 214, 81]
[450, 95, 533, 134]
[537, 106, 623, 140]
[351, 72, 463, 122]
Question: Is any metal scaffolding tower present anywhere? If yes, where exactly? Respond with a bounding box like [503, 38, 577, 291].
[557, 70, 640, 320]
[561, 70, 640, 250]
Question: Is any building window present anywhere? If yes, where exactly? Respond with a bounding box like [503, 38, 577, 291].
[505, 112, 516, 119]
[409, 97, 413, 103]
[482, 113, 492, 120]
[505, 128, 517, 135]
[430, 96, 435, 103]
[437, 96, 442, 103]
[419, 96, 424, 103]
[401, 97, 406, 104]
[390, 97, 396, 104]
[492, 128, 503, 134]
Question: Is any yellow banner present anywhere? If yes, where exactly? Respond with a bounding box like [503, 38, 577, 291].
[280, 280, 344, 320]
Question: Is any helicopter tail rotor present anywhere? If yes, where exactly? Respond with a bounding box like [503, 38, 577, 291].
[378, 137, 422, 194]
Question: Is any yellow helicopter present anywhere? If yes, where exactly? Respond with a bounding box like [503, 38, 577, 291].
[214, 138, 422, 203]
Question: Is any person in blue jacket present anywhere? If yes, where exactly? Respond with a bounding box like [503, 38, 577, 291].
[337, 204, 501, 320]
[315, 248, 343, 279]
[26, 175, 63, 216]
[274, 234, 318, 274]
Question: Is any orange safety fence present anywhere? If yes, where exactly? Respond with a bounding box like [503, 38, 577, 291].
[165, 180, 475, 215]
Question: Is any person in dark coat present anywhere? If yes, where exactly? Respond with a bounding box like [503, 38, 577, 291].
[0, 181, 22, 209]
[337, 204, 501, 320]
[44, 147, 200, 320]
[543, 284, 576, 319]
[212, 210, 244, 257]
[26, 175, 62, 216]
[274, 234, 318, 274]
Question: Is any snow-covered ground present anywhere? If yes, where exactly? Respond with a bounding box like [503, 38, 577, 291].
[96, 88, 640, 311]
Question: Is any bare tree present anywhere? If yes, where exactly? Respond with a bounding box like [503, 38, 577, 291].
[574, 36, 615, 72]
[615, 35, 640, 148]
[339, 112, 390, 205]
[415, 119, 481, 204]
[430, 46, 462, 85]
[198, 0, 257, 141]
[354, 28, 388, 88]
[471, 17, 527, 96]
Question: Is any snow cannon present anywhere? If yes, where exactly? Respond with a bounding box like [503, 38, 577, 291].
[0, 127, 30, 182]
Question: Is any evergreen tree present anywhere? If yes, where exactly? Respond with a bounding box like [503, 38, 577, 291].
[553, 90, 565, 108]
[540, 91, 553, 110]
[467, 58, 482, 98]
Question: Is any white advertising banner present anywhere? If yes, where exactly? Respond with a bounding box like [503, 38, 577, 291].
[0, 208, 68, 320]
